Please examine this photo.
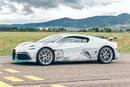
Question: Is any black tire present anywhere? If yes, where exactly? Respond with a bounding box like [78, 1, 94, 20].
[37, 48, 54, 66]
[98, 46, 114, 64]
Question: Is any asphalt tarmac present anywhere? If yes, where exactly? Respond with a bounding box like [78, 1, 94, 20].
[0, 53, 130, 87]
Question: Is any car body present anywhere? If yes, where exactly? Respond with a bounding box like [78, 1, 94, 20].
[11, 33, 119, 65]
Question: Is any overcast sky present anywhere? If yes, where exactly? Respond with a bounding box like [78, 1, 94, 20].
[0, 0, 130, 24]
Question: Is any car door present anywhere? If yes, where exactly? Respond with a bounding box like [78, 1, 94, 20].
[79, 37, 91, 60]
[58, 36, 84, 61]
[79, 37, 97, 60]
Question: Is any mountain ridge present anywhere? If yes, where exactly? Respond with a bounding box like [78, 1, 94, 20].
[1, 13, 130, 29]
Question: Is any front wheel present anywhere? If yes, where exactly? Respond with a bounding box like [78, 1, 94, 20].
[98, 46, 114, 64]
[37, 48, 54, 66]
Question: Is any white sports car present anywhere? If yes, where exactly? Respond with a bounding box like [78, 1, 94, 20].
[11, 34, 119, 65]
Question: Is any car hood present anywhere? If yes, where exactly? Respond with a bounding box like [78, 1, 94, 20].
[16, 41, 35, 48]
[15, 41, 55, 49]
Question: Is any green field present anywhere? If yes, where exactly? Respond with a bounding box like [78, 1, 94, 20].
[0, 32, 130, 56]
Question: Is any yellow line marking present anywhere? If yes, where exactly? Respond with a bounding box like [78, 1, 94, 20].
[50, 84, 66, 87]
[4, 69, 20, 73]
[31, 86, 40, 87]
[0, 81, 13, 87]
[24, 75, 44, 81]
[0, 72, 3, 74]
[0, 65, 2, 67]
[4, 76, 24, 82]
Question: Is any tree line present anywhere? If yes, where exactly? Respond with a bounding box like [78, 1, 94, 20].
[0, 26, 129, 32]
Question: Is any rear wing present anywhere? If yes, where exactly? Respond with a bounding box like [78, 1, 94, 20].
[94, 36, 117, 41]
[109, 37, 117, 41]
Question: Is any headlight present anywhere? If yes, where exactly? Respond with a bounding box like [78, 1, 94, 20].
[29, 45, 36, 50]
[30, 45, 35, 47]
[29, 48, 36, 50]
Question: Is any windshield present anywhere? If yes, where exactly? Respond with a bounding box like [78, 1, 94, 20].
[36, 35, 62, 43]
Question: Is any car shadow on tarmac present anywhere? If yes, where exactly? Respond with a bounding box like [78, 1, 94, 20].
[10, 60, 117, 66]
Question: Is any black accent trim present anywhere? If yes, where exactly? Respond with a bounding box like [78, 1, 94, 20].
[17, 52, 31, 60]
[12, 50, 31, 60]
[12, 49, 16, 60]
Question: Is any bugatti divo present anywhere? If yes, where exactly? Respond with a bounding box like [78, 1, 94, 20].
[11, 34, 119, 65]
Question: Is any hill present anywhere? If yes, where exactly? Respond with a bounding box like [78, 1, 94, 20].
[2, 13, 130, 29]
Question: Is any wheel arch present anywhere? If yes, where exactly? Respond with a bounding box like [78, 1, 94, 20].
[98, 45, 115, 60]
[36, 47, 55, 62]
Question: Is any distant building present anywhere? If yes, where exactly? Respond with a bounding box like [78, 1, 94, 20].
[45, 27, 49, 30]
[39, 27, 43, 31]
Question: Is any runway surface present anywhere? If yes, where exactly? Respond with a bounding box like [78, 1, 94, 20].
[0, 53, 130, 87]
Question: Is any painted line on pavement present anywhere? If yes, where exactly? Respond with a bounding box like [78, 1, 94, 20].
[24, 75, 44, 81]
[4, 69, 20, 73]
[0, 81, 13, 87]
[4, 76, 24, 82]
[50, 84, 66, 87]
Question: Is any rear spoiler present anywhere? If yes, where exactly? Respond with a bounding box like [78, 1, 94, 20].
[109, 37, 117, 41]
[94, 36, 117, 41]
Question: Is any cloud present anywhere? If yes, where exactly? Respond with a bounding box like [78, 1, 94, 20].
[22, 4, 33, 15]
[0, 0, 129, 24]
[1, 0, 122, 14]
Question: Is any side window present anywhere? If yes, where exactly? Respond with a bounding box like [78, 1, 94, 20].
[59, 36, 89, 43]
[71, 38, 81, 43]
[82, 37, 89, 43]
[60, 37, 82, 43]
[60, 38, 73, 43]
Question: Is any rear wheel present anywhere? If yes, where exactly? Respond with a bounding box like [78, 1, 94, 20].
[98, 46, 114, 64]
[37, 48, 54, 66]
